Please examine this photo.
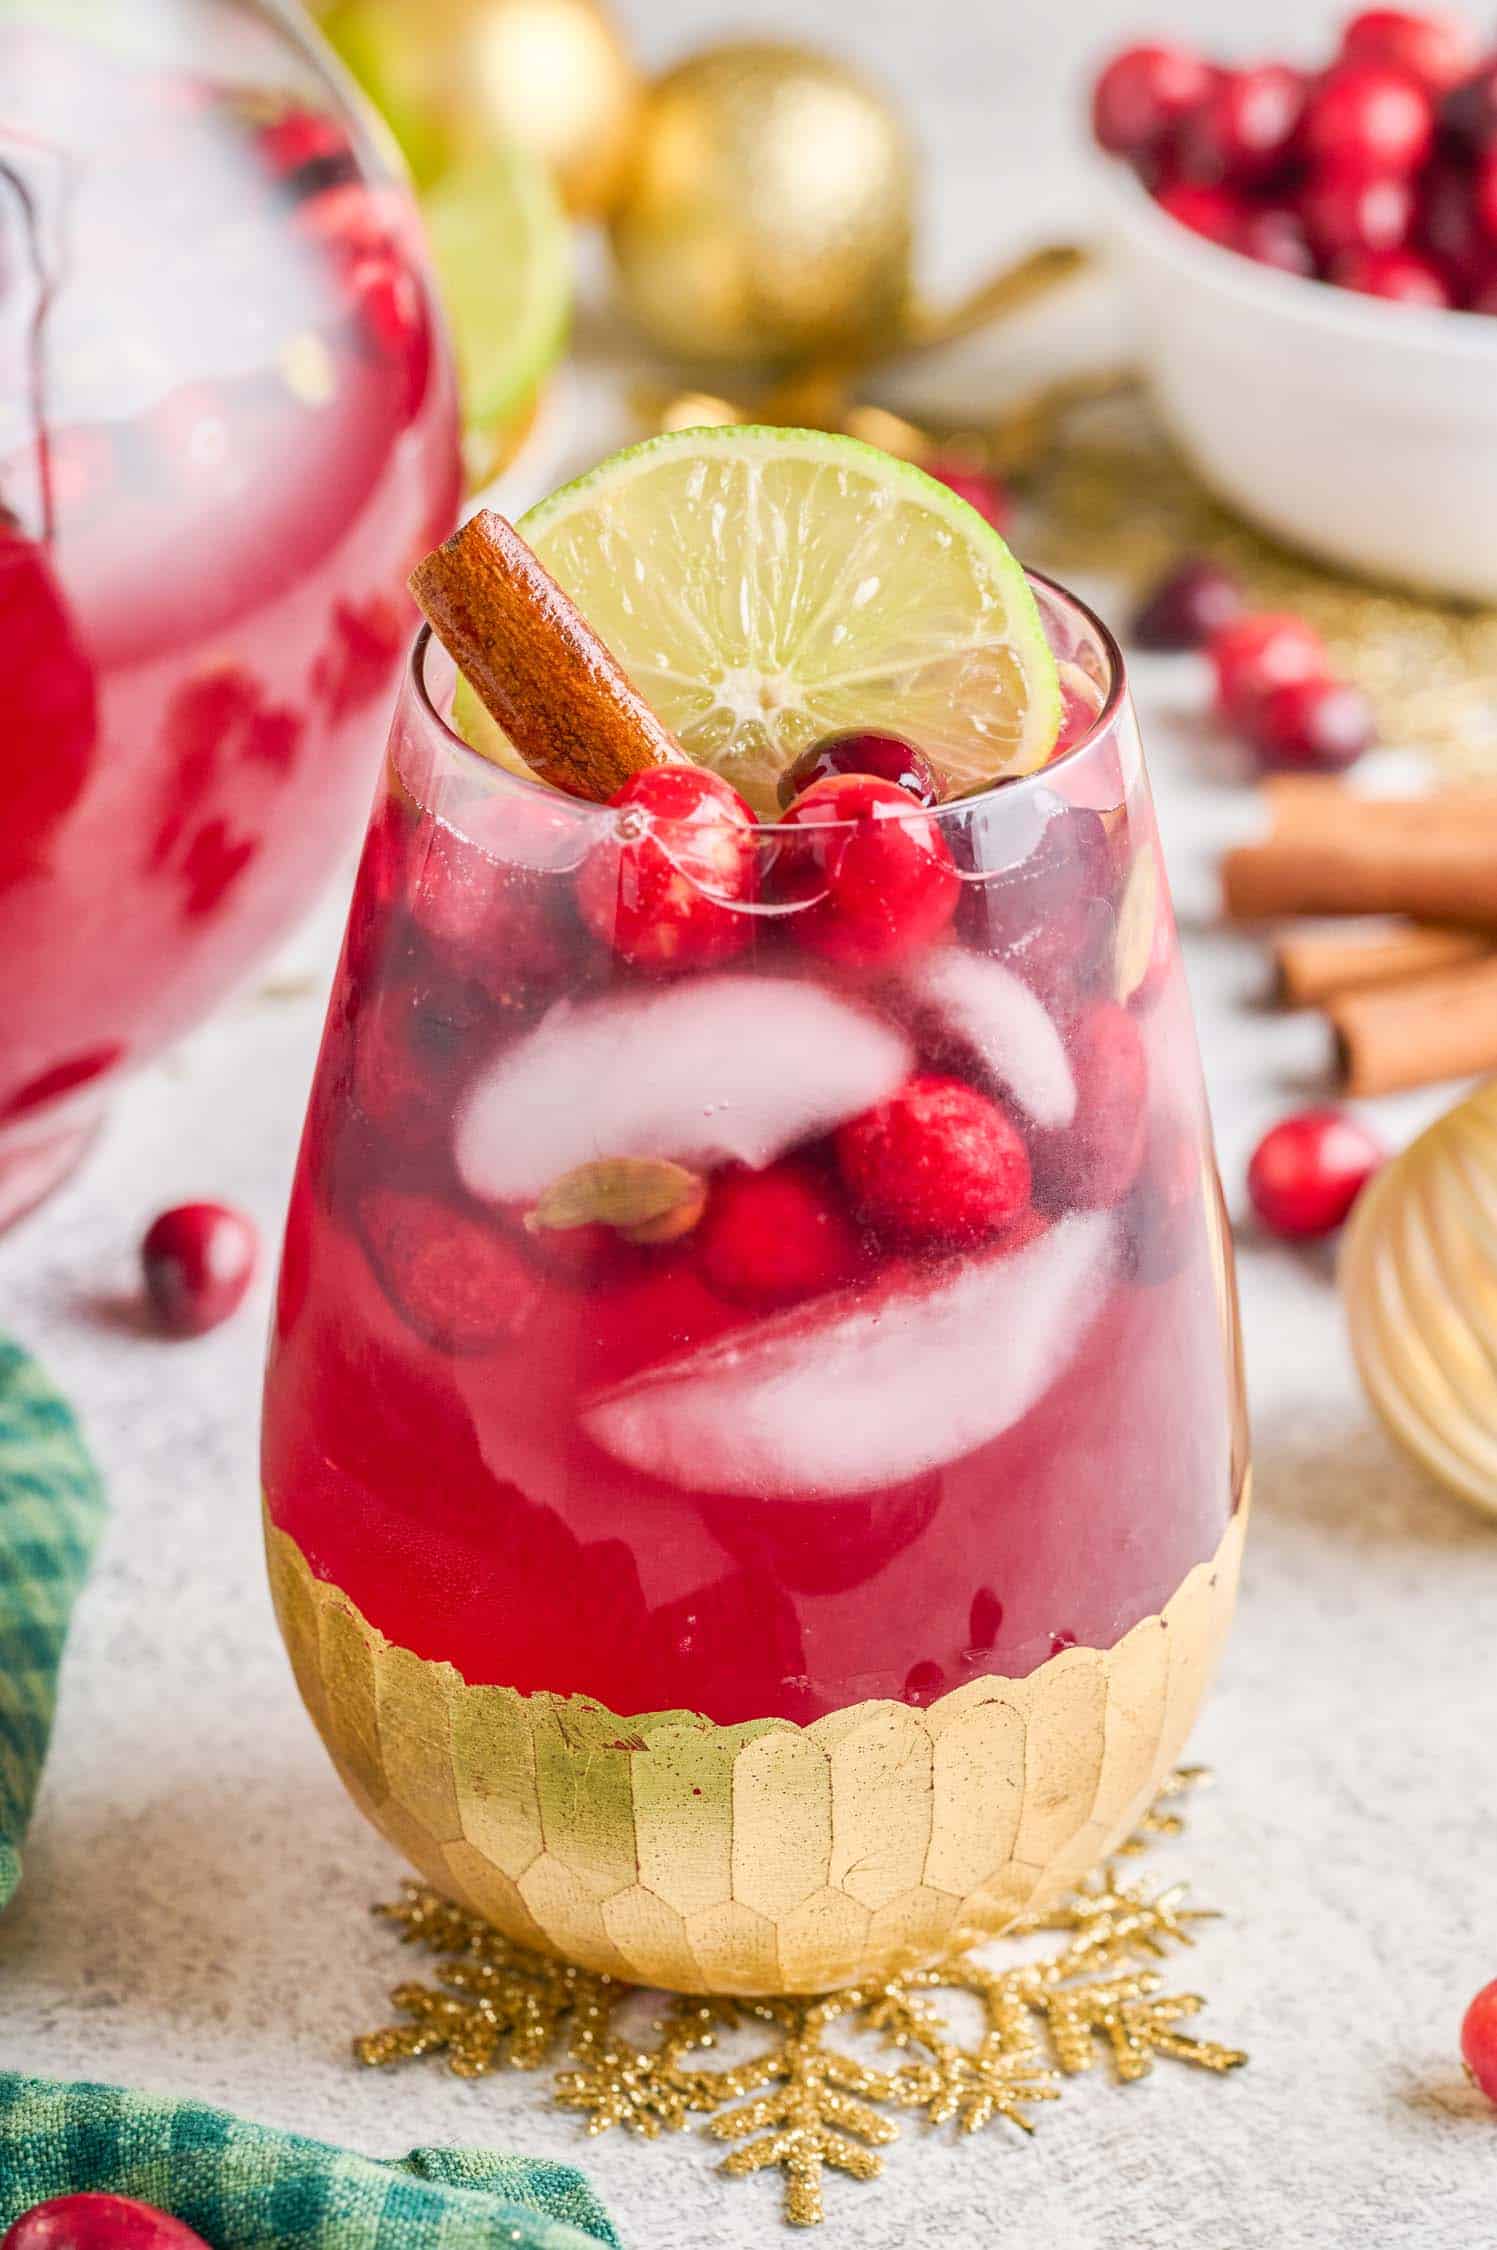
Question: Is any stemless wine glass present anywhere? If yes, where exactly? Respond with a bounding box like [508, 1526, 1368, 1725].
[0, 0, 461, 1227]
[262, 581, 1249, 1997]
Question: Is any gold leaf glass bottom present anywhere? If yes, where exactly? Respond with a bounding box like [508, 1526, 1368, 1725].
[267, 1495, 1246, 1996]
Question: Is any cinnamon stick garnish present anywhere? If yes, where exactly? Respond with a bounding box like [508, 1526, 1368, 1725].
[409, 510, 676, 802]
[1330, 956, 1497, 1096]
[1223, 785, 1497, 926]
[1275, 922, 1493, 1007]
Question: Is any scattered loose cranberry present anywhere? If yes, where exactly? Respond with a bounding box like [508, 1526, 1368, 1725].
[1155, 179, 1244, 245]
[1333, 242, 1453, 299]
[925, 458, 1011, 533]
[1, 2195, 213, 2250]
[1131, 557, 1244, 650]
[358, 1187, 539, 1353]
[1460, 1978, 1497, 2103]
[141, 1201, 258, 1336]
[836, 1074, 1032, 1249]
[577, 764, 757, 973]
[779, 731, 940, 810]
[1248, 676, 1378, 771]
[1091, 43, 1215, 162]
[1031, 1002, 1149, 1210]
[776, 773, 959, 971]
[698, 1160, 863, 1307]
[1301, 166, 1414, 259]
[1304, 63, 1435, 176]
[1182, 66, 1306, 186]
[1341, 8, 1479, 92]
[1210, 611, 1331, 724]
[1236, 201, 1317, 273]
[1246, 1108, 1385, 1239]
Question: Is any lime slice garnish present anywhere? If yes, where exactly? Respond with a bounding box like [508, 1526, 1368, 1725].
[423, 143, 571, 481]
[460, 425, 1056, 816]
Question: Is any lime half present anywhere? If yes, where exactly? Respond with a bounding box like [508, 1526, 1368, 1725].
[455, 426, 1060, 814]
[424, 143, 571, 481]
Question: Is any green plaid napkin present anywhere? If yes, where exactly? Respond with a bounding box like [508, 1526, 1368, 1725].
[0, 1335, 106, 1911]
[0, 2076, 621, 2249]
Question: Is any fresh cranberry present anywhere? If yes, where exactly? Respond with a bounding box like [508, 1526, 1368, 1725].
[778, 731, 940, 810]
[1210, 611, 1331, 723]
[1182, 66, 1307, 186]
[1236, 202, 1317, 273]
[1439, 60, 1497, 157]
[1302, 165, 1414, 258]
[1304, 63, 1435, 175]
[776, 773, 959, 971]
[406, 814, 572, 1010]
[1246, 1108, 1385, 1239]
[1333, 242, 1453, 299]
[577, 764, 758, 973]
[1125, 1114, 1201, 1283]
[1131, 557, 1243, 650]
[1031, 1002, 1149, 1210]
[1248, 676, 1377, 771]
[836, 1073, 1031, 1249]
[1460, 1978, 1497, 2103]
[349, 252, 426, 361]
[925, 458, 1011, 532]
[358, 1187, 540, 1353]
[1419, 158, 1488, 283]
[962, 800, 1116, 1007]
[258, 107, 353, 186]
[698, 1160, 863, 1307]
[1475, 145, 1497, 241]
[1155, 180, 1245, 245]
[141, 1202, 258, 1336]
[1341, 8, 1480, 92]
[1, 2196, 212, 2250]
[1092, 43, 1215, 161]
[352, 974, 490, 1139]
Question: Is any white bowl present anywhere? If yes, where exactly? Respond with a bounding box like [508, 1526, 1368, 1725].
[1104, 167, 1497, 603]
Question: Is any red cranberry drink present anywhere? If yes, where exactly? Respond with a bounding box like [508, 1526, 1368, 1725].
[262, 429, 1249, 1994]
[0, 5, 460, 1224]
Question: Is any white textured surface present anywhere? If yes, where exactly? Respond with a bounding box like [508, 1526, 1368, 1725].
[5, 1, 1497, 2242]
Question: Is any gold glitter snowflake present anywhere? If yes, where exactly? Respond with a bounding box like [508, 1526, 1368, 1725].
[355, 1772, 1245, 2229]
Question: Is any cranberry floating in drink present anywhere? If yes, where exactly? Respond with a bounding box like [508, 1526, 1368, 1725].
[261, 429, 1248, 1996]
[0, 3, 461, 1226]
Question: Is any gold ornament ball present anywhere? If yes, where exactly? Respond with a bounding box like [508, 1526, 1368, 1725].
[609, 41, 915, 365]
[322, 0, 642, 217]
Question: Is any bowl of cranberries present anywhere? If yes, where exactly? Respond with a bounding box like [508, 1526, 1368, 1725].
[1092, 9, 1497, 600]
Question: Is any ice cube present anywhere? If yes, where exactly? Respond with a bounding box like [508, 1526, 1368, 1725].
[899, 949, 1075, 1128]
[583, 1212, 1115, 1497]
[457, 974, 914, 1206]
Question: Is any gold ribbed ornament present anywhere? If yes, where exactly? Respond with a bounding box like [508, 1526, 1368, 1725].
[1343, 1078, 1497, 1517]
[608, 41, 915, 365]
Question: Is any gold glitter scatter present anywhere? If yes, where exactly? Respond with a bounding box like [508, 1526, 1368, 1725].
[355, 1770, 1244, 2228]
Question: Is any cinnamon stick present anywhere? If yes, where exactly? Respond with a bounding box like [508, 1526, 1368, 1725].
[1275, 922, 1494, 1006]
[409, 510, 676, 802]
[1223, 785, 1497, 926]
[1330, 955, 1497, 1095]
